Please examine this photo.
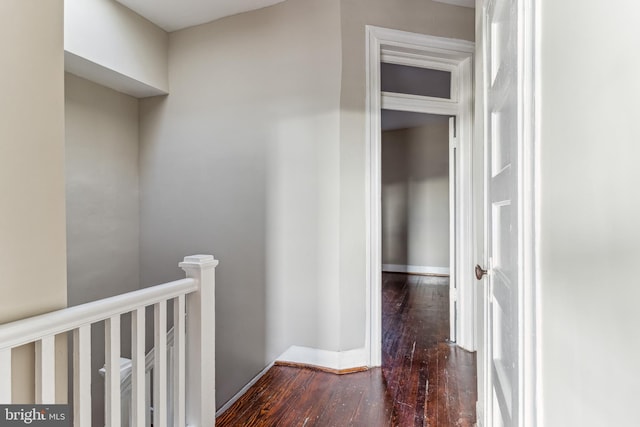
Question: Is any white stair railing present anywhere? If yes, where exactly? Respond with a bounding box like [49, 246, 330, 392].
[0, 254, 218, 427]
[103, 328, 177, 426]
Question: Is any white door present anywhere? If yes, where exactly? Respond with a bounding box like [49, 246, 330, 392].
[482, 0, 522, 425]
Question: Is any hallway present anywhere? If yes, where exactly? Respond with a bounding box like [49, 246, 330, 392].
[381, 273, 476, 426]
[216, 273, 476, 426]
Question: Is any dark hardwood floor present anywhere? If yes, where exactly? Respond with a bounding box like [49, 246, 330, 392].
[380, 273, 476, 426]
[216, 273, 477, 426]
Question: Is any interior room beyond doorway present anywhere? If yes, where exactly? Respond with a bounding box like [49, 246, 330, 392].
[381, 110, 452, 278]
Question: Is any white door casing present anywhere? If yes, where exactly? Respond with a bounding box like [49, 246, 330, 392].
[481, 0, 538, 425]
[449, 116, 458, 342]
[365, 26, 475, 366]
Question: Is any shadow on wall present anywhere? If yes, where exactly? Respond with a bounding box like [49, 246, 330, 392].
[64, 73, 141, 426]
[139, 92, 342, 408]
[137, 0, 344, 404]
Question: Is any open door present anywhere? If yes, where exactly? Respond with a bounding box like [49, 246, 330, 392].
[481, 0, 524, 425]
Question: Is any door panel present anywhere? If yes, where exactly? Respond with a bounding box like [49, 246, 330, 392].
[485, 0, 520, 425]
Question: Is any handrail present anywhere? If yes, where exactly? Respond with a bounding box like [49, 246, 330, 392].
[0, 278, 197, 350]
[0, 254, 217, 426]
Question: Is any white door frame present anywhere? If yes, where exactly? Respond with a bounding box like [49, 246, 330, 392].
[365, 26, 476, 366]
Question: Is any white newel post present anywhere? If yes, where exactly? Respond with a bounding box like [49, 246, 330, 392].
[179, 255, 218, 427]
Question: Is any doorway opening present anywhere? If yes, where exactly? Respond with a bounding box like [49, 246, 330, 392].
[380, 111, 453, 282]
[365, 26, 475, 366]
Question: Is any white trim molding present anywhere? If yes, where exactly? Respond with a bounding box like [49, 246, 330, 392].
[216, 345, 368, 418]
[523, 0, 541, 425]
[366, 26, 476, 368]
[381, 92, 459, 116]
[276, 346, 368, 372]
[476, 401, 485, 427]
[382, 264, 450, 276]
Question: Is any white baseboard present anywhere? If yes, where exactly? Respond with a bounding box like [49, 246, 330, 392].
[382, 264, 450, 276]
[220, 345, 484, 419]
[215, 346, 369, 417]
[276, 345, 369, 372]
[215, 361, 274, 417]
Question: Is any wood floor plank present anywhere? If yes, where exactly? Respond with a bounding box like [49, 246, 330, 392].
[216, 273, 476, 426]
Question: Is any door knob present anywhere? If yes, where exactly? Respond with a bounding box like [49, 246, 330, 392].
[475, 264, 488, 280]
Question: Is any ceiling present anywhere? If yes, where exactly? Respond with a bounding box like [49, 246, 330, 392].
[116, 0, 473, 32]
[115, 0, 287, 32]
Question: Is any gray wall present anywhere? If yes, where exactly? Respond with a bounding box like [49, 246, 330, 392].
[381, 121, 450, 268]
[338, 0, 475, 349]
[65, 73, 140, 306]
[64, 73, 140, 425]
[139, 0, 342, 407]
[539, 0, 640, 425]
[139, 0, 473, 408]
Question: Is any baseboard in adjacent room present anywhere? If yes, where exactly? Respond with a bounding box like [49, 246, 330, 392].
[382, 264, 450, 276]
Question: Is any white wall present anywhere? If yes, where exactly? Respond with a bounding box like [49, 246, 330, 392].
[381, 121, 450, 269]
[338, 0, 475, 349]
[139, 0, 342, 407]
[539, 1, 640, 425]
[64, 73, 140, 424]
[64, 0, 168, 97]
[0, 0, 67, 403]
